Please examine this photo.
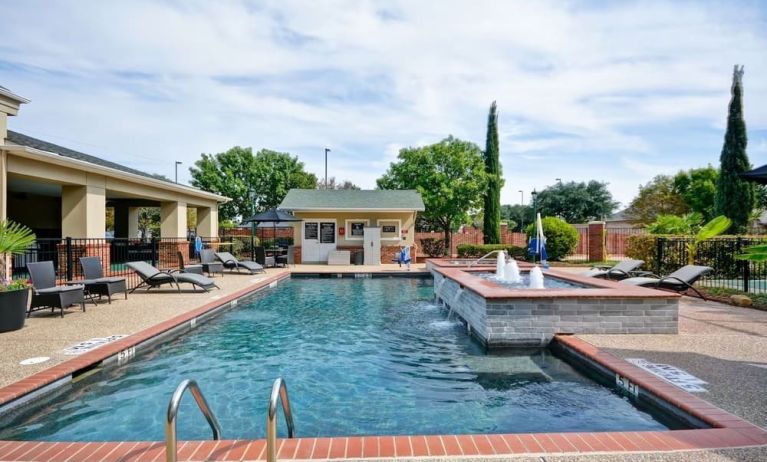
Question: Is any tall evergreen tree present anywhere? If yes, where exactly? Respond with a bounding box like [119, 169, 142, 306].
[482, 101, 503, 244]
[715, 65, 755, 233]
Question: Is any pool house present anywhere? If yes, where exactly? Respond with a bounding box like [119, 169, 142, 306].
[278, 189, 425, 264]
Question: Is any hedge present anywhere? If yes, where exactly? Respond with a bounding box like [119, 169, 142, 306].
[456, 243, 526, 259]
[524, 217, 578, 261]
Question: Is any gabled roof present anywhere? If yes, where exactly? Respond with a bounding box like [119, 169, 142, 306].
[279, 189, 425, 211]
[6, 130, 172, 182]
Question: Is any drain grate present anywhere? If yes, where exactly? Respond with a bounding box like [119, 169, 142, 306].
[62, 335, 128, 356]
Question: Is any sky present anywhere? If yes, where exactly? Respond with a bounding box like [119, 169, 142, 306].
[1, 0, 766, 209]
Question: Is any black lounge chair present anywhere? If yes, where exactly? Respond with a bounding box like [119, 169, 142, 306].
[27, 261, 85, 317]
[200, 249, 224, 277]
[620, 265, 713, 299]
[77, 256, 128, 304]
[580, 259, 644, 280]
[215, 251, 265, 274]
[126, 261, 219, 292]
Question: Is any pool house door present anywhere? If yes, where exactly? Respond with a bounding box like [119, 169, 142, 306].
[302, 219, 337, 263]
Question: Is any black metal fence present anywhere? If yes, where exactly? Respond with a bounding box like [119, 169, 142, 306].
[11, 237, 241, 289]
[655, 236, 767, 293]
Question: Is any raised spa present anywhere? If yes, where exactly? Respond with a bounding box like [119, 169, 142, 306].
[429, 260, 679, 348]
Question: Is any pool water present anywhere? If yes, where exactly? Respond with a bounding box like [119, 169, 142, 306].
[476, 272, 589, 289]
[1, 278, 670, 442]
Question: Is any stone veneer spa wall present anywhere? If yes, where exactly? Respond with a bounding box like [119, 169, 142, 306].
[431, 266, 679, 348]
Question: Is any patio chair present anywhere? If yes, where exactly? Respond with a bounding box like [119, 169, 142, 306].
[200, 249, 224, 277]
[27, 261, 85, 318]
[254, 246, 275, 268]
[77, 256, 128, 304]
[620, 265, 713, 299]
[175, 251, 204, 275]
[126, 261, 219, 292]
[580, 259, 644, 280]
[276, 246, 293, 267]
[215, 251, 265, 274]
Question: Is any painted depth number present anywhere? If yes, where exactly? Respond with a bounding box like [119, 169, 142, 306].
[615, 373, 639, 398]
[117, 347, 136, 366]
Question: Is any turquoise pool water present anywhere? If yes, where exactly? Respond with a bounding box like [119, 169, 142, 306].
[1, 278, 672, 441]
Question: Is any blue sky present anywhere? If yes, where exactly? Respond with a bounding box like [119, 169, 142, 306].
[1, 0, 766, 208]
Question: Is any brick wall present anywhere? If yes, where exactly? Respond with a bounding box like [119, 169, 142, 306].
[416, 225, 527, 257]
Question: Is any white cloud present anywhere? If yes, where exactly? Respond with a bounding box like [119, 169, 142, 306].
[1, 0, 765, 206]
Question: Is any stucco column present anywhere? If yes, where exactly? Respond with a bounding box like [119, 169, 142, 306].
[61, 185, 106, 238]
[128, 207, 140, 238]
[160, 201, 187, 238]
[196, 206, 218, 238]
[0, 151, 7, 222]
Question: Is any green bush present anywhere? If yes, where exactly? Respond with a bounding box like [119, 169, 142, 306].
[524, 217, 578, 261]
[420, 238, 446, 257]
[625, 234, 658, 268]
[456, 243, 526, 259]
[646, 213, 702, 235]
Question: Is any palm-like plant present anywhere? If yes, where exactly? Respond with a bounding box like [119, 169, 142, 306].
[0, 220, 36, 285]
[736, 245, 767, 262]
[686, 215, 732, 265]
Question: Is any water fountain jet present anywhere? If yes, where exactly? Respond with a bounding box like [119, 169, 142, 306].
[529, 266, 545, 289]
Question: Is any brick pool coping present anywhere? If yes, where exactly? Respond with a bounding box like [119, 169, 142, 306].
[431, 263, 681, 300]
[1, 275, 766, 460]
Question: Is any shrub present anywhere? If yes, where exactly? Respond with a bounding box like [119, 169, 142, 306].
[626, 234, 658, 268]
[420, 238, 446, 257]
[456, 243, 526, 259]
[646, 213, 701, 235]
[524, 217, 578, 261]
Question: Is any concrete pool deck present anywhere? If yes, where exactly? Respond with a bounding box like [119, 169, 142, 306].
[0, 264, 765, 461]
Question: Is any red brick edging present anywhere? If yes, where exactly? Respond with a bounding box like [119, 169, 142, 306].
[0, 278, 766, 461]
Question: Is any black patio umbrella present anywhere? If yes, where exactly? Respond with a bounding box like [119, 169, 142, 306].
[241, 209, 302, 261]
[740, 164, 767, 184]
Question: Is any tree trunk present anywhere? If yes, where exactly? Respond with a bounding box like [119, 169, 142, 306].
[443, 226, 452, 257]
[0, 252, 9, 282]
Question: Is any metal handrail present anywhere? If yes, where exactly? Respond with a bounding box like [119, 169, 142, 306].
[466, 250, 506, 268]
[166, 379, 222, 462]
[267, 377, 296, 462]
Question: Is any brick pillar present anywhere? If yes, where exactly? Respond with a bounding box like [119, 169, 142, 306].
[293, 246, 302, 264]
[57, 241, 111, 280]
[158, 241, 189, 269]
[588, 221, 606, 262]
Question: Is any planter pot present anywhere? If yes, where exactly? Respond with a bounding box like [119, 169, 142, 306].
[0, 288, 29, 333]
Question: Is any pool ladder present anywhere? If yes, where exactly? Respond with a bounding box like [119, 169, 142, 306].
[164, 377, 295, 462]
[466, 249, 505, 268]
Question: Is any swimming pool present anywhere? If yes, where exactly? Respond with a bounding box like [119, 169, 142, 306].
[1, 277, 680, 442]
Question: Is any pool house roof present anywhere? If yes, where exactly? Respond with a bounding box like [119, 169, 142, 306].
[279, 189, 425, 212]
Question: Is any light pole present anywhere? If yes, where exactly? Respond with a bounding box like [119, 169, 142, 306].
[518, 190, 524, 205]
[324, 148, 331, 190]
[175, 161, 183, 184]
[556, 178, 562, 186]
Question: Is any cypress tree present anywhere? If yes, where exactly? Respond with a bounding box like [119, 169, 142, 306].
[483, 101, 502, 244]
[714, 65, 755, 233]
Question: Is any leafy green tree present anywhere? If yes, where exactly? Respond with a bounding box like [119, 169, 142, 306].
[625, 175, 690, 224]
[317, 177, 361, 190]
[377, 136, 487, 254]
[673, 166, 718, 220]
[138, 207, 160, 238]
[534, 180, 618, 223]
[482, 101, 503, 244]
[190, 147, 317, 221]
[715, 65, 756, 233]
[645, 213, 702, 235]
[501, 204, 534, 231]
[686, 215, 731, 265]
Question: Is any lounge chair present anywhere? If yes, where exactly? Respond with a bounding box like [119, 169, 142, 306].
[620, 265, 713, 299]
[215, 251, 265, 274]
[77, 256, 128, 304]
[254, 246, 275, 268]
[580, 259, 644, 280]
[127, 261, 219, 292]
[27, 261, 86, 317]
[200, 249, 224, 277]
[176, 251, 204, 275]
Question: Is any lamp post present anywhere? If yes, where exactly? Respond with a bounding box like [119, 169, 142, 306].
[518, 190, 525, 231]
[175, 161, 183, 184]
[556, 178, 562, 186]
[324, 148, 331, 190]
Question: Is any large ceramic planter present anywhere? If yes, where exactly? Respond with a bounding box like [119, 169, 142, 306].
[0, 288, 29, 332]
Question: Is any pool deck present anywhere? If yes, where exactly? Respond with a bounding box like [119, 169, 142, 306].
[0, 264, 766, 461]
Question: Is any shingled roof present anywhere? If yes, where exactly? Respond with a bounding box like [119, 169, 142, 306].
[6, 130, 171, 182]
[279, 189, 425, 211]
